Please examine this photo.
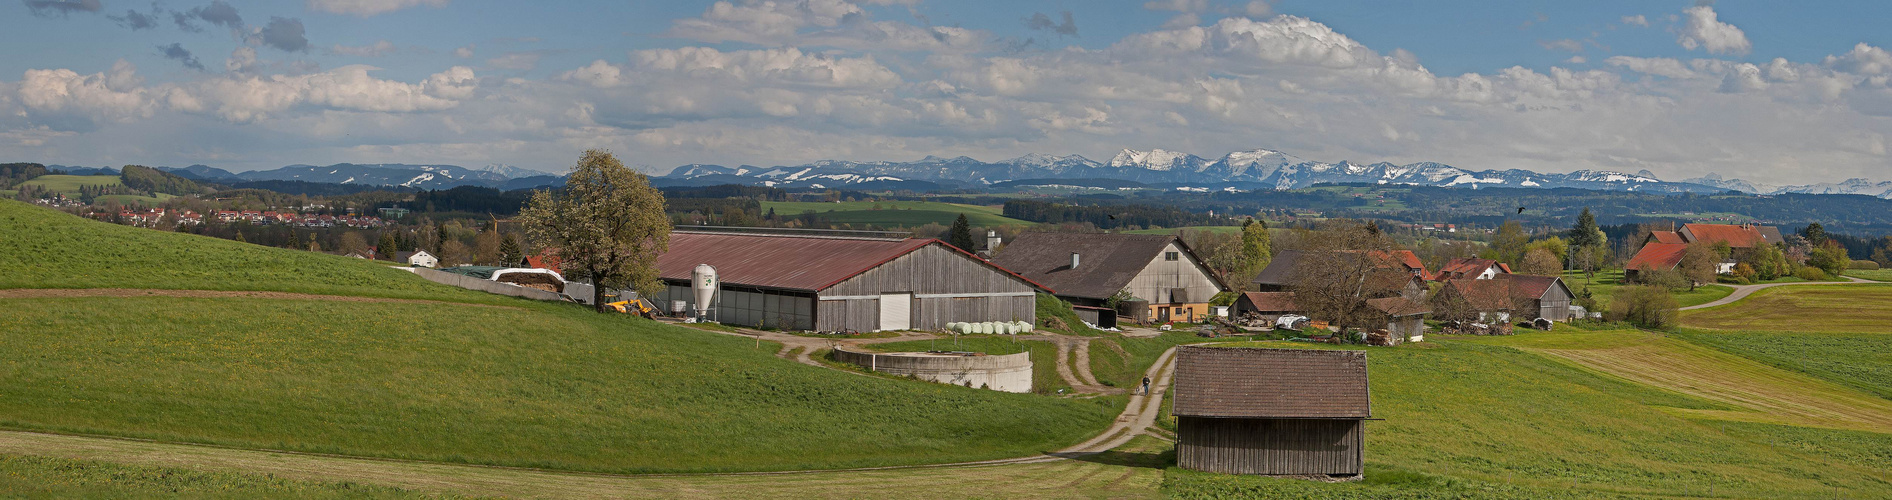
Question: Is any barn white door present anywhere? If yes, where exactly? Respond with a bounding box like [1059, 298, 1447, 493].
[878, 293, 912, 331]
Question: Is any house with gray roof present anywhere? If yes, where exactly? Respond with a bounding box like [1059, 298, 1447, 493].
[989, 232, 1226, 327]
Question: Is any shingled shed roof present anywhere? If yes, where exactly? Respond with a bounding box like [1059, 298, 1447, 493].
[989, 232, 1211, 300]
[1626, 242, 1687, 272]
[1172, 346, 1372, 419]
[1682, 223, 1773, 248]
[1498, 274, 1569, 301]
[656, 231, 1043, 293]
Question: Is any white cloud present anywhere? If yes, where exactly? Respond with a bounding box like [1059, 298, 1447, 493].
[180, 65, 477, 122]
[1621, 15, 1648, 27]
[18, 60, 157, 124]
[559, 60, 624, 88]
[1676, 5, 1751, 55]
[1243, 1, 1273, 18]
[306, 0, 448, 17]
[225, 47, 260, 73]
[452, 44, 475, 58]
[630, 47, 900, 88]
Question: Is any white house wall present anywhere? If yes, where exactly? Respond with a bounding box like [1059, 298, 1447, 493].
[1124, 242, 1223, 304]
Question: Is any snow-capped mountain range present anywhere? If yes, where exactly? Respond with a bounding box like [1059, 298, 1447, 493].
[657, 147, 1731, 194]
[42, 149, 1892, 198]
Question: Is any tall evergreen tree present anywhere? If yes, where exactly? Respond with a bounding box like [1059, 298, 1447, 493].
[499, 233, 523, 266]
[1802, 222, 1827, 246]
[1569, 207, 1602, 248]
[947, 213, 975, 252]
[377, 232, 400, 260]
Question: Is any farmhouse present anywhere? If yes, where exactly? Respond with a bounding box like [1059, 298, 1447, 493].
[650, 230, 1043, 332]
[989, 233, 1225, 327]
[398, 250, 438, 268]
[1432, 278, 1517, 324]
[1172, 346, 1371, 477]
[1625, 223, 1784, 279]
[1252, 250, 1432, 291]
[1435, 257, 1510, 281]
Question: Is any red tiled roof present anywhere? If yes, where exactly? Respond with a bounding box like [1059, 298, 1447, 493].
[657, 232, 1044, 293]
[1497, 274, 1565, 301]
[1626, 242, 1687, 272]
[1171, 346, 1371, 419]
[1682, 224, 1766, 248]
[1237, 292, 1299, 312]
[1647, 231, 1685, 244]
[523, 248, 563, 272]
[1436, 257, 1506, 281]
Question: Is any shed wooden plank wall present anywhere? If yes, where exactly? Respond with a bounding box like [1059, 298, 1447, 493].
[1538, 286, 1573, 321]
[654, 282, 816, 330]
[1177, 417, 1363, 476]
[817, 244, 1037, 332]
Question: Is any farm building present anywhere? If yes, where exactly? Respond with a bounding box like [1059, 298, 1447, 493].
[397, 250, 438, 268]
[1434, 257, 1510, 281]
[1232, 291, 1300, 320]
[1625, 223, 1784, 280]
[649, 230, 1044, 332]
[438, 266, 567, 293]
[1432, 273, 1577, 323]
[1252, 250, 1432, 291]
[1365, 297, 1429, 341]
[1172, 346, 1372, 477]
[989, 233, 1225, 327]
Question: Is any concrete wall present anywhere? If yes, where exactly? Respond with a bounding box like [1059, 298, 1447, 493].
[831, 346, 1033, 393]
[403, 267, 570, 302]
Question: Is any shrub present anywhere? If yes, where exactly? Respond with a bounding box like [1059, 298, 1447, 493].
[1606, 285, 1678, 329]
[1796, 265, 1828, 281]
[1638, 268, 1689, 291]
[1848, 259, 1880, 270]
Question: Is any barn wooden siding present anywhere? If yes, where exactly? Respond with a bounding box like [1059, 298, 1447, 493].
[653, 282, 817, 330]
[1176, 417, 1364, 476]
[816, 244, 1037, 332]
[1537, 285, 1573, 321]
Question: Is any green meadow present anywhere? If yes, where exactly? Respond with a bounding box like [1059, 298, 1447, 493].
[0, 200, 1117, 473]
[0, 454, 442, 499]
[15, 174, 124, 195]
[1560, 269, 1734, 308]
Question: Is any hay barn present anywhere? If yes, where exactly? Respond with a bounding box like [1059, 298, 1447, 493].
[989, 233, 1225, 327]
[651, 230, 1044, 332]
[1172, 346, 1372, 478]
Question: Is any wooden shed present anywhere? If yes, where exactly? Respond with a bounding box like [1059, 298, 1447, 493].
[650, 230, 1046, 332]
[1172, 346, 1372, 478]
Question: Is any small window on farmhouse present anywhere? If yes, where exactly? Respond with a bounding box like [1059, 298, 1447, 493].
[1165, 251, 1179, 261]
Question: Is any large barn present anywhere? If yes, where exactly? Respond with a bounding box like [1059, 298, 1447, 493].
[989, 233, 1225, 328]
[650, 230, 1045, 332]
[1172, 346, 1372, 478]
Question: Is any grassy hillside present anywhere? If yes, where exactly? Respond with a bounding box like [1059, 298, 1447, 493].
[0, 200, 492, 301]
[1191, 333, 1892, 498]
[16, 174, 123, 195]
[1680, 284, 1892, 331]
[1560, 269, 1734, 308]
[0, 454, 439, 499]
[760, 200, 1029, 227]
[0, 200, 1118, 472]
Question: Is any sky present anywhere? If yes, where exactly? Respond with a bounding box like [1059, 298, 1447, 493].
[4, 0, 1892, 186]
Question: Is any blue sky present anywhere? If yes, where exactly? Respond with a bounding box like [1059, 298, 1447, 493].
[4, 0, 1891, 187]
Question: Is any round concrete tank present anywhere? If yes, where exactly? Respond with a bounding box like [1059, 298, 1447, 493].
[691, 264, 717, 320]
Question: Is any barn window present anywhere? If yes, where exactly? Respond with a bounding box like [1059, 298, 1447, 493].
[1165, 251, 1179, 261]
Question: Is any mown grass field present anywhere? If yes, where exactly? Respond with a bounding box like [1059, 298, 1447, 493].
[759, 200, 1029, 227]
[0, 454, 441, 499]
[1680, 284, 1892, 332]
[1196, 333, 1892, 498]
[15, 174, 123, 195]
[1845, 268, 1892, 282]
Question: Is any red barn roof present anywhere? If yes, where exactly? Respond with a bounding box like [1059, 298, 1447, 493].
[1647, 231, 1686, 244]
[656, 231, 1045, 293]
[1681, 224, 1768, 248]
[1625, 242, 1687, 272]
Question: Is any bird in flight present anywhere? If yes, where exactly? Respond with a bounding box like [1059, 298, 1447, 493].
[1516, 207, 1526, 214]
